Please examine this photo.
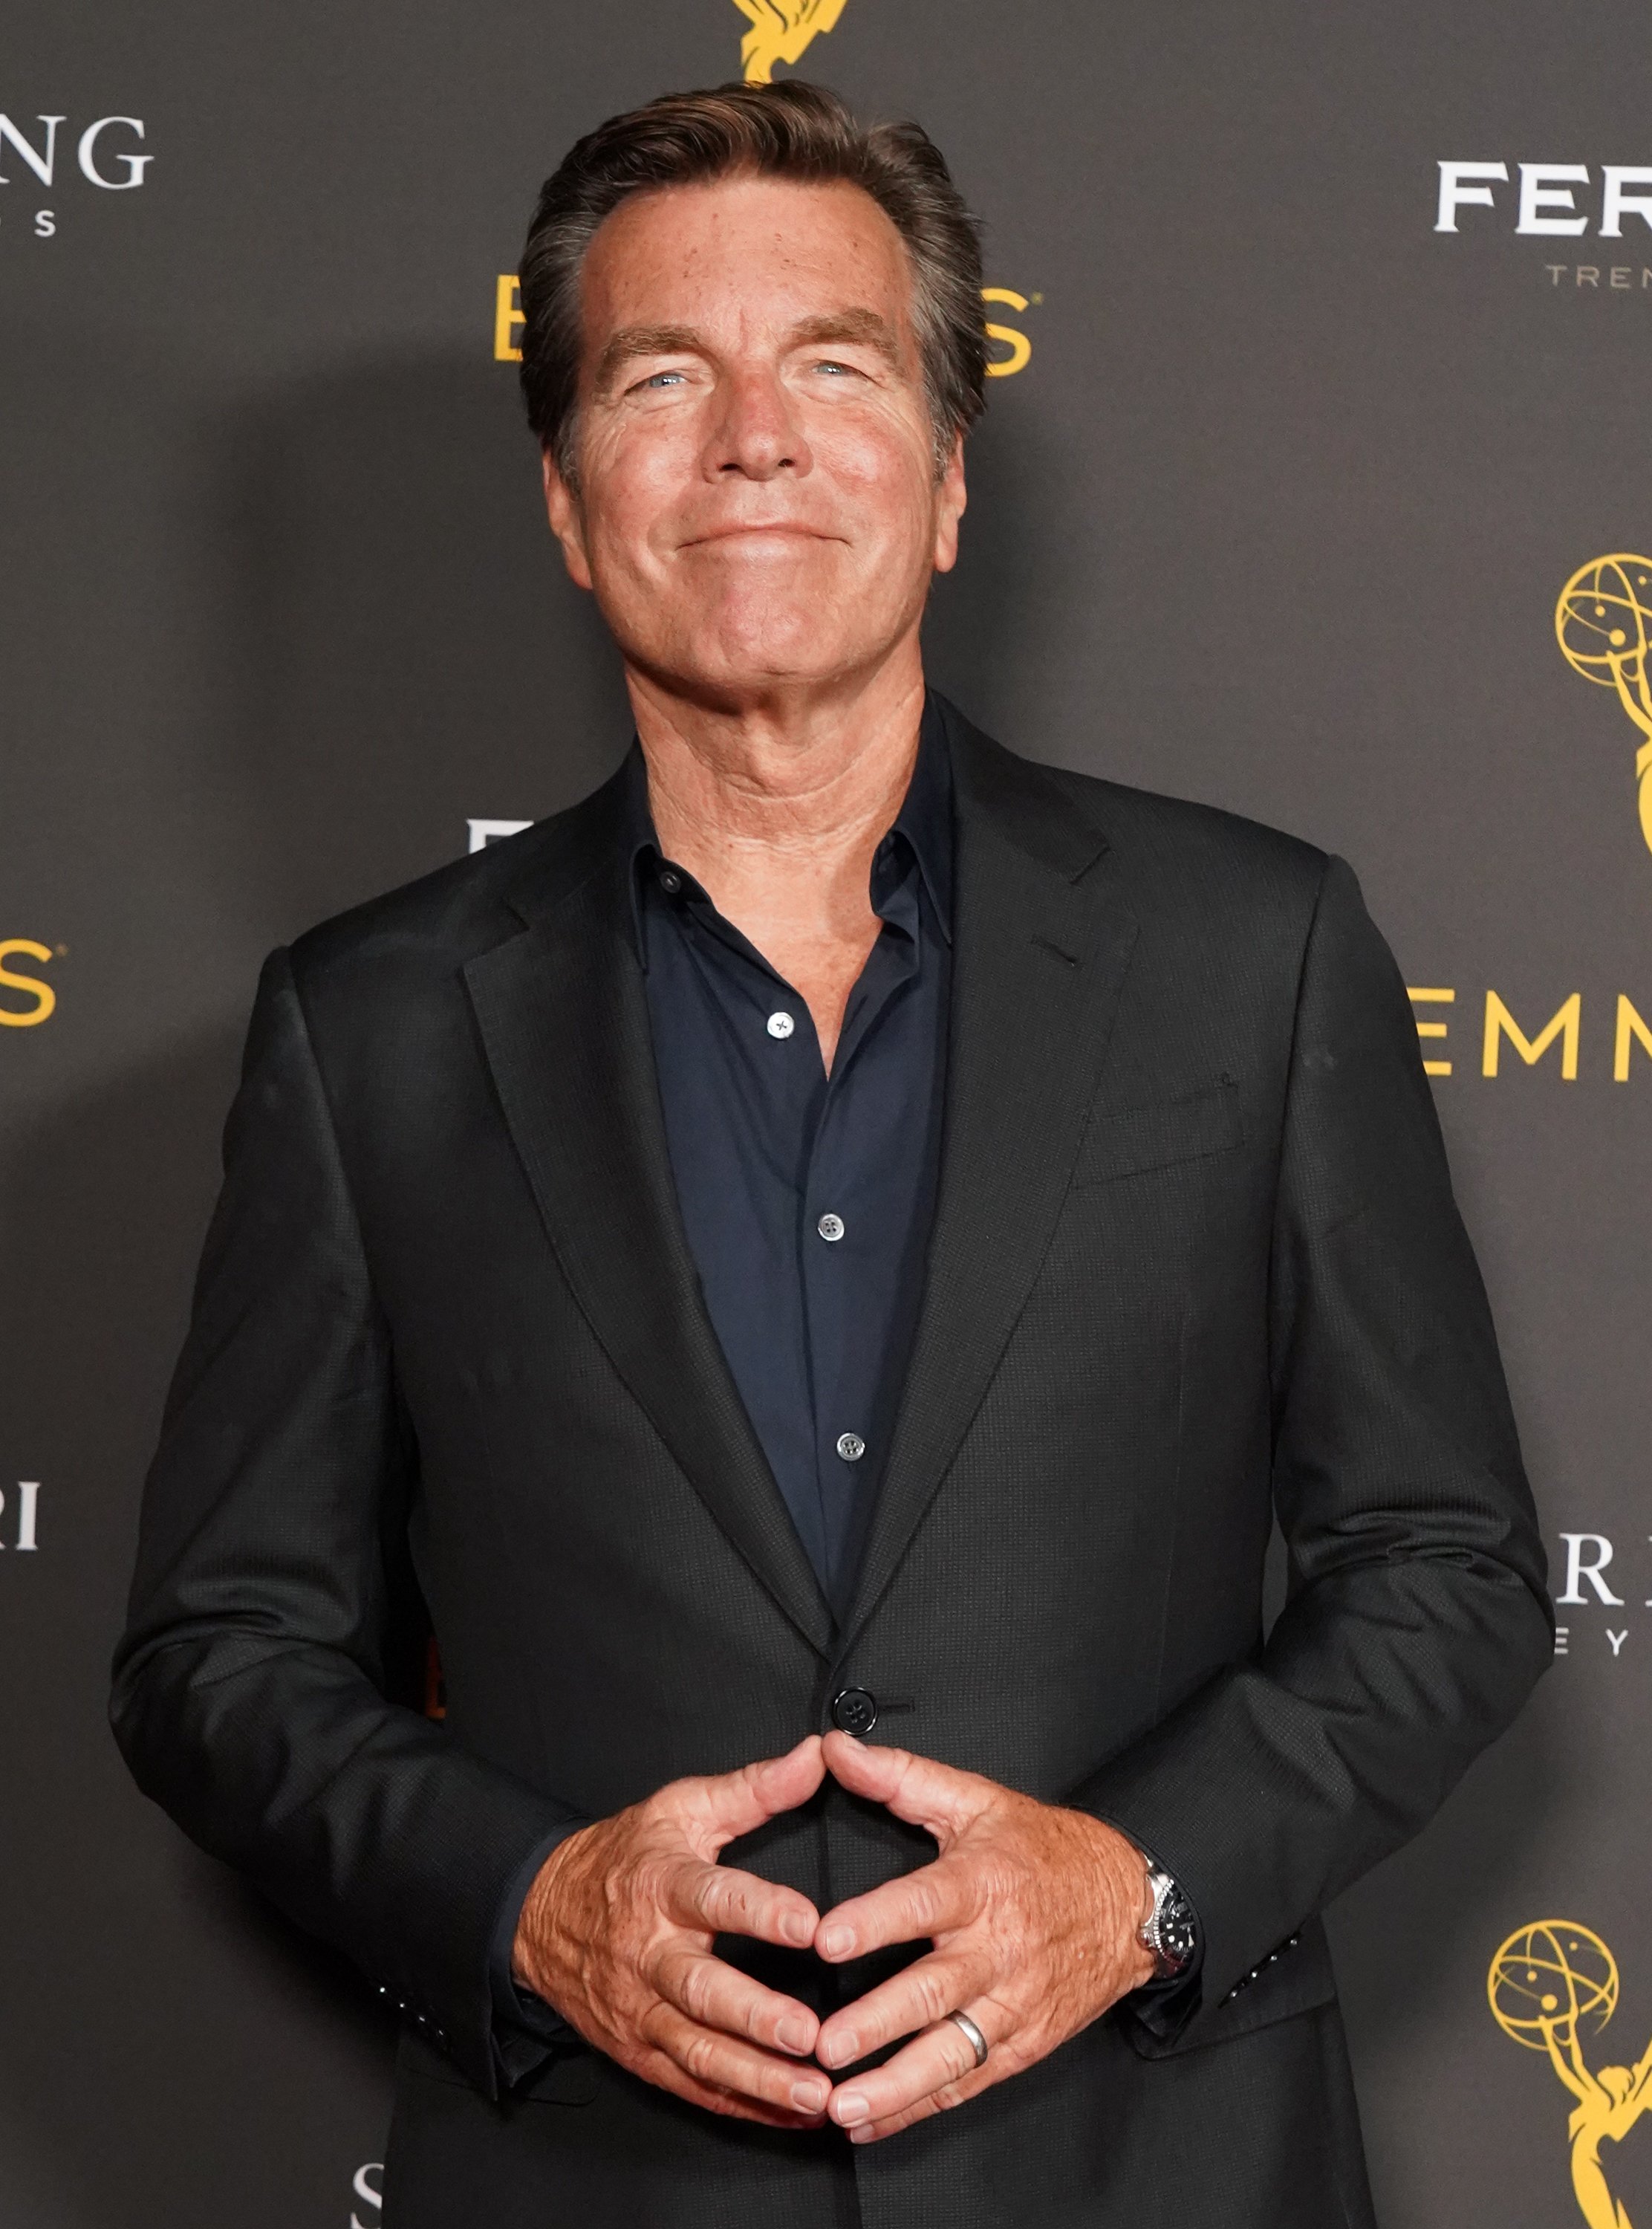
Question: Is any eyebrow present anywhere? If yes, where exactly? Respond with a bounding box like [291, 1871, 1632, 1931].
[592, 308, 904, 395]
[593, 325, 701, 394]
[789, 309, 903, 368]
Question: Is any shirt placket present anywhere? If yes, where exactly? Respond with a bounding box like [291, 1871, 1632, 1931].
[799, 877, 924, 1578]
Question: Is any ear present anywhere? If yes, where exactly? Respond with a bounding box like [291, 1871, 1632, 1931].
[931, 432, 967, 576]
[542, 447, 594, 592]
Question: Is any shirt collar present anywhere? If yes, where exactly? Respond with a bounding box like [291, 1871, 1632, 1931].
[885, 690, 955, 941]
[622, 690, 955, 962]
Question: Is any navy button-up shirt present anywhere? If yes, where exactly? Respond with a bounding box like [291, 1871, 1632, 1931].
[626, 696, 952, 1606]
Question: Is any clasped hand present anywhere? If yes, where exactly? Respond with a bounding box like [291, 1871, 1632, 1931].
[513, 1729, 1155, 2144]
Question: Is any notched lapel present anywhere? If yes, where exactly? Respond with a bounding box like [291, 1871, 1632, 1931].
[839, 724, 1140, 1650]
[464, 835, 833, 1658]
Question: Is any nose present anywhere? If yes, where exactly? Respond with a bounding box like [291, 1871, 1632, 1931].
[704, 366, 812, 481]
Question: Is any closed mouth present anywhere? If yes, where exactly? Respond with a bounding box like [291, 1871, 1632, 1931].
[682, 523, 838, 548]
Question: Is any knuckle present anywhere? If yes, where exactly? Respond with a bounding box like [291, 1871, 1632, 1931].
[686, 1865, 722, 1922]
[718, 1874, 755, 1927]
[910, 1882, 943, 1931]
[634, 1858, 673, 1918]
[680, 2031, 720, 2083]
[916, 1967, 952, 2022]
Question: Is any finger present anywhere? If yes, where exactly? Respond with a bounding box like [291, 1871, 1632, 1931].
[655, 1945, 821, 2058]
[843, 2092, 963, 2144]
[642, 2000, 833, 2121]
[815, 1855, 975, 1963]
[633, 2047, 830, 2130]
[820, 1733, 989, 1840]
[670, 1858, 821, 1950]
[686, 1737, 826, 1851]
[814, 1946, 989, 2069]
[827, 2008, 1001, 2138]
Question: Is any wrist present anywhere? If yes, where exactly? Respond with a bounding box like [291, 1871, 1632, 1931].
[1069, 1813, 1157, 1990]
[511, 1823, 590, 1993]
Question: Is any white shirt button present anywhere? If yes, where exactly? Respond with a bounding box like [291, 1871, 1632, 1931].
[836, 1432, 866, 1463]
[817, 1213, 845, 1242]
[767, 1010, 796, 1040]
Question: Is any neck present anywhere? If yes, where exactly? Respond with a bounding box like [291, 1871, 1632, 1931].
[628, 643, 927, 1069]
[630, 647, 926, 875]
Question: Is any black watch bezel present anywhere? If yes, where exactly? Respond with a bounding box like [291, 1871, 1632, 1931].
[1142, 1868, 1197, 1977]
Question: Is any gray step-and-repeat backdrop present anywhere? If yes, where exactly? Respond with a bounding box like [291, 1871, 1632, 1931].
[3, 2, 1646, 2223]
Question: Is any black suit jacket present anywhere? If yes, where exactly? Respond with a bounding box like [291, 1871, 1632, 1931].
[112, 702, 1551, 2229]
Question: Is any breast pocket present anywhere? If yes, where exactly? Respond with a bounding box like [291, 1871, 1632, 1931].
[1071, 1078, 1243, 1188]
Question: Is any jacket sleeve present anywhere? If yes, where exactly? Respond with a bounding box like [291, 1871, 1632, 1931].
[109, 947, 586, 2096]
[1069, 854, 1553, 2030]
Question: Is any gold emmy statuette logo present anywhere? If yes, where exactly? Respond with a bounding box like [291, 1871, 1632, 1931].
[733, 0, 850, 83]
[1489, 1920, 1652, 2228]
[1556, 555, 1652, 857]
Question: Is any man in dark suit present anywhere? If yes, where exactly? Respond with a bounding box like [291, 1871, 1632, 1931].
[111, 80, 1551, 2229]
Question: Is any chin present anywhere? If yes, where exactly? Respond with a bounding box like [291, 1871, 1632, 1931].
[692, 602, 863, 684]
[689, 647, 851, 701]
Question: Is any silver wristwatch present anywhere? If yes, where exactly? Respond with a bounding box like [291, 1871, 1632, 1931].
[1139, 1864, 1198, 1979]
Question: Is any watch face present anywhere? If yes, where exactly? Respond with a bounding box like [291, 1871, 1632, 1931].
[1160, 1908, 1198, 1965]
[1151, 1878, 1197, 1970]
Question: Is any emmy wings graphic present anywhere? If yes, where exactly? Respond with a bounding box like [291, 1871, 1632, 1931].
[1556, 556, 1652, 859]
[734, 0, 850, 83]
[1490, 1921, 1652, 2229]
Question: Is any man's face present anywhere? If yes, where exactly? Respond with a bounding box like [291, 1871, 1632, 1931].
[544, 173, 966, 707]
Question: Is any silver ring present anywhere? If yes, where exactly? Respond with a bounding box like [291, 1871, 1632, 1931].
[947, 2009, 989, 2068]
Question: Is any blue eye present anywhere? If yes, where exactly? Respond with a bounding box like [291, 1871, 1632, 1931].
[642, 369, 686, 389]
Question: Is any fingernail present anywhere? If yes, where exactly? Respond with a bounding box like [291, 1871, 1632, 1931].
[821, 2030, 856, 2068]
[783, 1910, 814, 1947]
[819, 1925, 853, 1959]
[777, 2014, 813, 2054]
[833, 2090, 869, 2126]
[792, 2078, 829, 2113]
[850, 2126, 875, 2145]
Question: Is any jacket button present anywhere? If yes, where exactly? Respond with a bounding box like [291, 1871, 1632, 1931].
[831, 1687, 878, 1736]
